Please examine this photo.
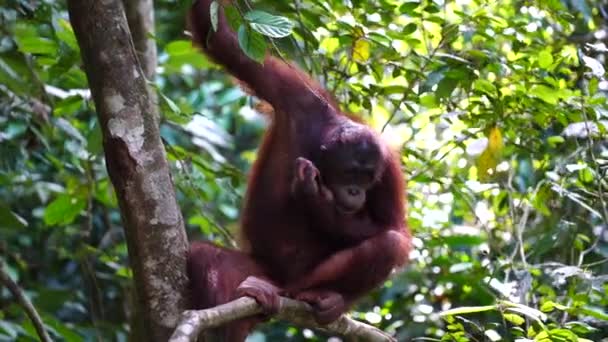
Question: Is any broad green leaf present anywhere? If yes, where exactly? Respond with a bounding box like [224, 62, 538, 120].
[399, 2, 420, 15]
[237, 25, 266, 63]
[87, 121, 103, 156]
[402, 23, 417, 35]
[166, 40, 194, 55]
[53, 95, 84, 117]
[43, 195, 86, 226]
[589, 77, 599, 94]
[473, 79, 496, 97]
[0, 56, 31, 95]
[55, 18, 79, 51]
[424, 4, 440, 13]
[545, 328, 578, 341]
[579, 306, 608, 321]
[244, 10, 294, 38]
[538, 50, 553, 69]
[164, 40, 209, 70]
[540, 301, 556, 312]
[419, 93, 436, 107]
[436, 77, 458, 99]
[224, 5, 242, 31]
[14, 22, 58, 56]
[530, 84, 560, 104]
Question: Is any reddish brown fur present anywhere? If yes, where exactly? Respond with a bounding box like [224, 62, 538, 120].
[187, 0, 411, 340]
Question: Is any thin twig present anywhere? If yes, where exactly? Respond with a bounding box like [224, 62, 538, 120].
[0, 265, 52, 342]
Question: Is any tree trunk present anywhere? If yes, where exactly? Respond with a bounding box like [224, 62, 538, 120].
[67, 1, 189, 340]
[123, 0, 157, 80]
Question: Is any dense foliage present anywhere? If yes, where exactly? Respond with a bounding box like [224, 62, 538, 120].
[1, 0, 607, 341]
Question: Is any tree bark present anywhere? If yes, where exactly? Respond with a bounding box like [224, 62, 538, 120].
[67, 1, 189, 340]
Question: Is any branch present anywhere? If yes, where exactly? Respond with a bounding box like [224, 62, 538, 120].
[0, 265, 52, 342]
[122, 0, 157, 80]
[170, 296, 396, 342]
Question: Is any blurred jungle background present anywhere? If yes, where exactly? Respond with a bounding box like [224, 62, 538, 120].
[1, 0, 607, 341]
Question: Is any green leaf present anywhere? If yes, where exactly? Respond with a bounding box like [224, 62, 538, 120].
[244, 10, 294, 38]
[14, 22, 58, 56]
[237, 25, 266, 63]
[503, 313, 525, 325]
[578, 306, 608, 321]
[544, 301, 567, 312]
[164, 40, 209, 70]
[166, 40, 194, 55]
[380, 85, 407, 95]
[53, 95, 84, 117]
[402, 23, 417, 35]
[0, 56, 31, 96]
[529, 84, 559, 104]
[55, 18, 79, 51]
[419, 93, 437, 108]
[578, 167, 594, 183]
[43, 195, 86, 226]
[224, 5, 242, 31]
[424, 4, 440, 13]
[589, 77, 599, 94]
[538, 50, 553, 69]
[547, 135, 565, 147]
[0, 203, 27, 230]
[87, 121, 103, 156]
[473, 79, 496, 97]
[399, 2, 420, 16]
[160, 92, 180, 114]
[436, 77, 458, 99]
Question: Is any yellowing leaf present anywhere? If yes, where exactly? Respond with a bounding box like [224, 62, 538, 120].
[487, 127, 503, 155]
[477, 127, 504, 182]
[477, 149, 497, 182]
[320, 37, 339, 54]
[353, 39, 370, 63]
